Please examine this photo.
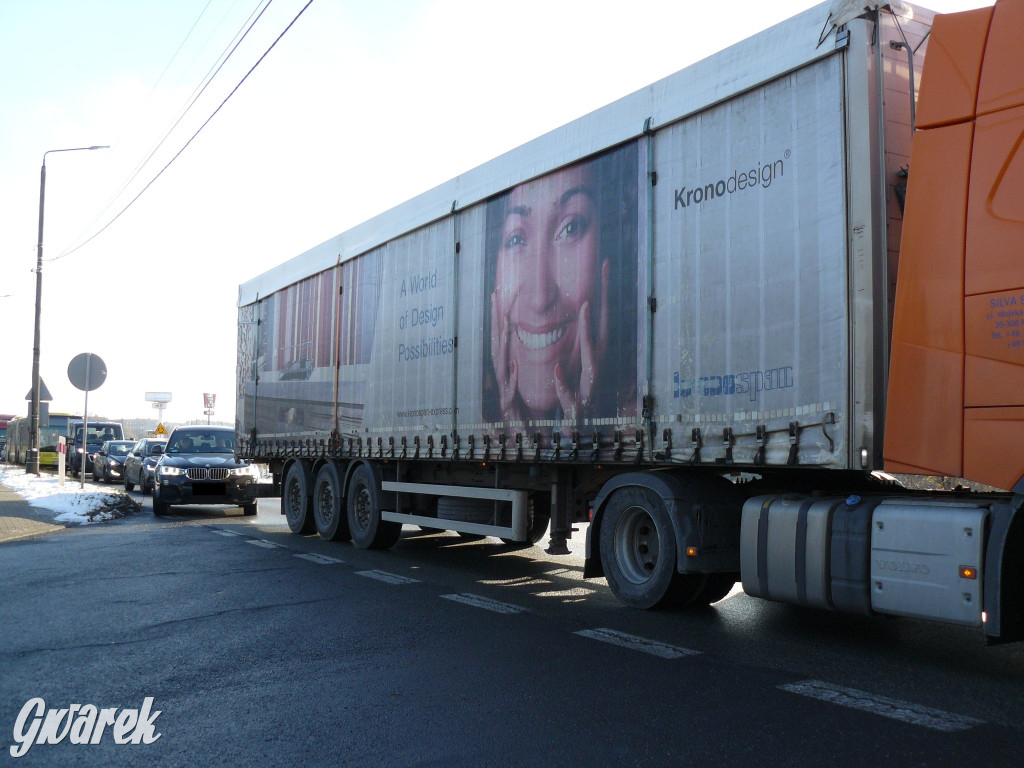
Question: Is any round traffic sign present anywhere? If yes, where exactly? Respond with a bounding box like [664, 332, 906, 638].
[67, 353, 107, 392]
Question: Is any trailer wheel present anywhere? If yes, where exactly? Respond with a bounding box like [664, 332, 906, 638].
[599, 486, 688, 609]
[282, 462, 316, 534]
[347, 464, 401, 549]
[500, 495, 551, 546]
[313, 463, 351, 541]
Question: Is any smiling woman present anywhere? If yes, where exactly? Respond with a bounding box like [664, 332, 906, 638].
[483, 144, 639, 424]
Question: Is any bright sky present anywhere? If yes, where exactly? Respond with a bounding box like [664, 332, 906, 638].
[0, 0, 992, 425]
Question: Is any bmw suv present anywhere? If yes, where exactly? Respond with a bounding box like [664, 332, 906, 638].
[152, 426, 257, 517]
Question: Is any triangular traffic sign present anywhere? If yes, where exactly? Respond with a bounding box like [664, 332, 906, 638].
[25, 378, 53, 401]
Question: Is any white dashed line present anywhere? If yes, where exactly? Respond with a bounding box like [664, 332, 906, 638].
[779, 680, 984, 732]
[246, 539, 283, 549]
[295, 553, 344, 565]
[212, 529, 243, 537]
[355, 570, 421, 585]
[441, 593, 524, 614]
[574, 628, 701, 659]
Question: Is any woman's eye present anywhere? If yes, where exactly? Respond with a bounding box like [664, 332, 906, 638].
[504, 231, 525, 249]
[556, 215, 588, 241]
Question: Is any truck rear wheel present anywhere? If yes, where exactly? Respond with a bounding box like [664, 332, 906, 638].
[283, 462, 316, 534]
[313, 463, 350, 541]
[600, 486, 735, 609]
[599, 486, 695, 609]
[347, 464, 401, 549]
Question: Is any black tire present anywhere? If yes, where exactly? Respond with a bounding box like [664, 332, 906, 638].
[153, 496, 170, 517]
[599, 486, 690, 609]
[282, 462, 316, 534]
[140, 476, 150, 495]
[313, 463, 350, 541]
[500, 495, 551, 546]
[242, 502, 258, 517]
[347, 463, 401, 549]
[437, 496, 494, 524]
[124, 474, 134, 492]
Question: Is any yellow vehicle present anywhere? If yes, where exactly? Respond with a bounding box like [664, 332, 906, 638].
[39, 445, 59, 469]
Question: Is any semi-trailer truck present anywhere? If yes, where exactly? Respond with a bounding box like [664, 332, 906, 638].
[235, 0, 1024, 643]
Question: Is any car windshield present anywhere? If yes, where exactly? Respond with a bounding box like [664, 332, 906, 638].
[109, 443, 132, 456]
[166, 433, 233, 454]
[77, 426, 121, 443]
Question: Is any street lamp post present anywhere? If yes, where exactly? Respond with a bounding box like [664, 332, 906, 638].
[26, 145, 109, 475]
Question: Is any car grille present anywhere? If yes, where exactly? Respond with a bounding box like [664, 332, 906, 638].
[185, 467, 230, 481]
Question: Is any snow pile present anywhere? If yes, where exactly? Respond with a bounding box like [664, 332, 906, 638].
[0, 468, 140, 524]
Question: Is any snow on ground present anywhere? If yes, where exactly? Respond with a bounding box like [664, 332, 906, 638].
[0, 467, 140, 524]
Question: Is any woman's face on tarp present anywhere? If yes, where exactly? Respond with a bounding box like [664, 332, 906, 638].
[493, 164, 599, 416]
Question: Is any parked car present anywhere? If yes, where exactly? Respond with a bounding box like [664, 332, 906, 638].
[93, 440, 135, 483]
[152, 426, 257, 517]
[123, 438, 167, 494]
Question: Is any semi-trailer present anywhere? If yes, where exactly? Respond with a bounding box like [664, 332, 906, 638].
[235, 0, 1024, 643]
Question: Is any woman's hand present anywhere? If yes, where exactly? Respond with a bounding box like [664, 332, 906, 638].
[555, 258, 610, 420]
[491, 290, 522, 421]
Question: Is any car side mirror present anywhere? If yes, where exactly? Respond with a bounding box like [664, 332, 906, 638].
[98, 450, 107, 457]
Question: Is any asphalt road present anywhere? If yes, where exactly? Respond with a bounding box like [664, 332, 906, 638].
[1, 489, 1022, 767]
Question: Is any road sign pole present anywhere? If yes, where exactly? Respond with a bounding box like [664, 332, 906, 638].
[80, 356, 90, 489]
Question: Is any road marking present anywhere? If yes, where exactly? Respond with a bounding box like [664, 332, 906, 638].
[778, 680, 984, 732]
[295, 553, 344, 565]
[440, 593, 524, 614]
[246, 539, 283, 549]
[574, 628, 700, 659]
[212, 529, 243, 537]
[355, 570, 421, 585]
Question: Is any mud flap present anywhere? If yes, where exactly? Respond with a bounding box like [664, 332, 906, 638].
[983, 495, 1024, 645]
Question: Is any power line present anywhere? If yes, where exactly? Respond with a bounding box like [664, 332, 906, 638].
[56, 0, 275, 259]
[52, 0, 315, 263]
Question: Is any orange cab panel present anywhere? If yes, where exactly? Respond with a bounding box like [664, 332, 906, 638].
[884, 124, 971, 476]
[914, 7, 992, 129]
[889, 123, 972, 351]
[965, 355, 1024, 408]
[966, 104, 1024, 296]
[886, 342, 964, 477]
[963, 406, 1024, 490]
[976, 0, 1024, 116]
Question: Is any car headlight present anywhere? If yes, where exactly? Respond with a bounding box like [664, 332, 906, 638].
[158, 466, 183, 476]
[228, 465, 255, 477]
[108, 459, 118, 467]
[77, 448, 84, 454]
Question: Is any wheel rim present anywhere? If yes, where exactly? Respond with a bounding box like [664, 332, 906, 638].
[612, 505, 661, 585]
[285, 476, 302, 520]
[353, 485, 371, 532]
[316, 480, 335, 525]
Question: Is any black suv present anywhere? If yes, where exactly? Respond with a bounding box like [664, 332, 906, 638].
[152, 426, 257, 517]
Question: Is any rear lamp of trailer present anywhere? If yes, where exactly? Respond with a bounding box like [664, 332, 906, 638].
[959, 566, 978, 580]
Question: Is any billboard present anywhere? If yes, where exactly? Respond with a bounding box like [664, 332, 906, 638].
[240, 143, 640, 441]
